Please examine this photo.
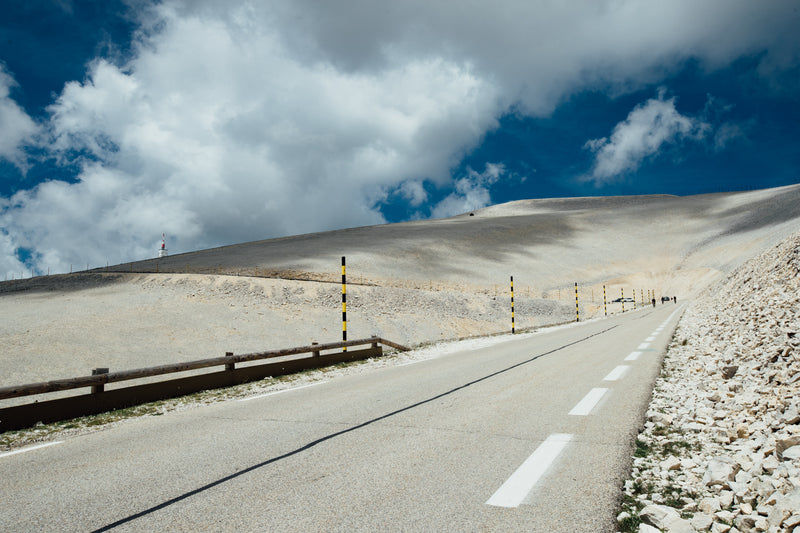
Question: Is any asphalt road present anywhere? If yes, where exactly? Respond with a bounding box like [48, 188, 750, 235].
[1, 304, 683, 532]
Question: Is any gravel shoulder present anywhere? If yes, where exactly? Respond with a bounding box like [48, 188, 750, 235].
[618, 231, 800, 532]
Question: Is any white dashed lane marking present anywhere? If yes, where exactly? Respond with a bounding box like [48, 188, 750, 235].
[568, 388, 609, 416]
[486, 434, 573, 508]
[603, 365, 630, 381]
[625, 351, 643, 361]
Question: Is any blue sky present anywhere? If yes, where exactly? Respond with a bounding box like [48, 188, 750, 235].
[1, 0, 798, 276]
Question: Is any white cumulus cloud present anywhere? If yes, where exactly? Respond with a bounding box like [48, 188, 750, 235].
[583, 90, 710, 183]
[397, 180, 428, 207]
[1, 3, 502, 274]
[0, 66, 39, 172]
[0, 0, 798, 275]
[431, 163, 506, 218]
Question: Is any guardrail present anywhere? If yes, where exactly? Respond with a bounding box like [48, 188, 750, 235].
[0, 337, 408, 401]
[0, 336, 409, 432]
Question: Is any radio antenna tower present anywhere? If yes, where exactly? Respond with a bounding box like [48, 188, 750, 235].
[158, 233, 168, 258]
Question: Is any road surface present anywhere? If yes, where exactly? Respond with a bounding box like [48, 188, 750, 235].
[1, 304, 683, 532]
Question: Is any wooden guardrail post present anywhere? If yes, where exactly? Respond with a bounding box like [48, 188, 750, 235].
[225, 352, 235, 371]
[91, 368, 109, 394]
[312, 342, 320, 357]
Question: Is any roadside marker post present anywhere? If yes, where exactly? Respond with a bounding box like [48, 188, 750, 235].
[511, 276, 515, 334]
[621, 288, 625, 313]
[575, 282, 579, 322]
[603, 285, 607, 317]
[342, 256, 347, 351]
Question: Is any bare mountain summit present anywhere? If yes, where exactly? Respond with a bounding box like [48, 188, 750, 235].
[1, 184, 799, 387]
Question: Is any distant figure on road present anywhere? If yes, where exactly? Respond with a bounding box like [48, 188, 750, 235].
[651, 298, 656, 308]
[673, 296, 677, 303]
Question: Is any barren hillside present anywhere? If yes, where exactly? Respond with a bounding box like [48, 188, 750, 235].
[1, 184, 799, 389]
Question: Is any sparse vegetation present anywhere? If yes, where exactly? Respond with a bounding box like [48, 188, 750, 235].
[634, 438, 650, 457]
[618, 493, 642, 532]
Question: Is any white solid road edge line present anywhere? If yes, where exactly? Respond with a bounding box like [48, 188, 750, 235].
[625, 351, 643, 361]
[0, 441, 63, 459]
[486, 433, 573, 508]
[569, 388, 609, 416]
[603, 365, 630, 381]
[238, 382, 324, 402]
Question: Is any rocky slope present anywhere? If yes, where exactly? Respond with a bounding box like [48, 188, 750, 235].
[619, 231, 800, 532]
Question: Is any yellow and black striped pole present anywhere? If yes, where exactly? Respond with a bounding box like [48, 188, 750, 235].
[621, 288, 625, 313]
[633, 288, 637, 310]
[510, 276, 515, 334]
[603, 284, 607, 317]
[575, 282, 579, 322]
[341, 256, 347, 351]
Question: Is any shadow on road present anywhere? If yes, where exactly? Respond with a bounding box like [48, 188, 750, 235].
[92, 324, 618, 532]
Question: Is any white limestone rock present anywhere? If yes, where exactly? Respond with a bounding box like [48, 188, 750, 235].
[710, 522, 731, 533]
[781, 446, 800, 462]
[691, 512, 714, 531]
[705, 459, 736, 488]
[639, 505, 694, 533]
[699, 497, 722, 514]
[662, 457, 683, 471]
